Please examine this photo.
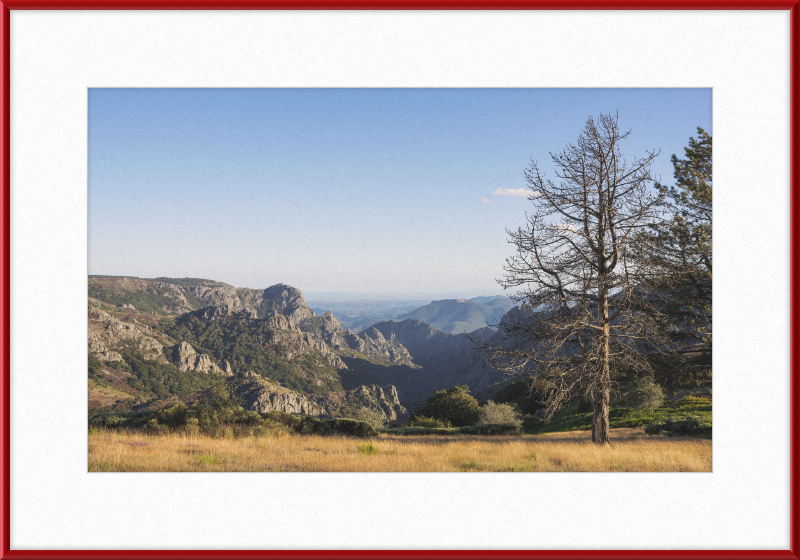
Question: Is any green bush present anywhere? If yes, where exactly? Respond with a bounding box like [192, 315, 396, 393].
[261, 411, 331, 435]
[478, 401, 522, 429]
[413, 385, 480, 427]
[329, 418, 378, 437]
[155, 403, 189, 427]
[352, 407, 387, 430]
[627, 377, 666, 410]
[645, 415, 711, 438]
[356, 442, 379, 455]
[457, 423, 520, 436]
[89, 413, 134, 428]
[408, 415, 451, 428]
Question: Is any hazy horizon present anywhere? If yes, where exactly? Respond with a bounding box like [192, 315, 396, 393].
[89, 272, 509, 302]
[89, 88, 711, 293]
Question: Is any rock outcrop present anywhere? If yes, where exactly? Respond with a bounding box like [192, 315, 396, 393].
[88, 303, 168, 363]
[348, 384, 409, 423]
[346, 326, 414, 365]
[233, 377, 323, 416]
[254, 283, 316, 323]
[187, 285, 244, 311]
[194, 304, 257, 321]
[172, 341, 229, 375]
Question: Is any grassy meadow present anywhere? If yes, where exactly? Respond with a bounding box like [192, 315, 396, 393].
[88, 427, 711, 472]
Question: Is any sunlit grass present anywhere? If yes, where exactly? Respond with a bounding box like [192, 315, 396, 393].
[88, 427, 710, 472]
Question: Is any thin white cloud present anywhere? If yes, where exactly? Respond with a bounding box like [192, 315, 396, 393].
[479, 197, 491, 204]
[557, 223, 578, 233]
[491, 188, 539, 199]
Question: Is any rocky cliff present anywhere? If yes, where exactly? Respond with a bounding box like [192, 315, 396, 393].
[233, 376, 324, 415]
[88, 300, 170, 364]
[172, 341, 233, 376]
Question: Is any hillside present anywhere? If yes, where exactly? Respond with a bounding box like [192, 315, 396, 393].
[394, 296, 514, 334]
[87, 277, 522, 419]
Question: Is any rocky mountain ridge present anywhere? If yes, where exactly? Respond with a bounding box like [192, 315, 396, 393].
[88, 276, 520, 420]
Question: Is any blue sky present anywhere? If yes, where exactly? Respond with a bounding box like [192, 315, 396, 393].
[88, 88, 711, 297]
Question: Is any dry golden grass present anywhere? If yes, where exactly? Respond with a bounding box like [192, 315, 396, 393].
[88, 427, 710, 472]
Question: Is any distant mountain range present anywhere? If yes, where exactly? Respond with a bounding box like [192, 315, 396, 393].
[395, 296, 515, 334]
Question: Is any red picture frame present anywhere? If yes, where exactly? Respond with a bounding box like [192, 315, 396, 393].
[0, 2, 797, 559]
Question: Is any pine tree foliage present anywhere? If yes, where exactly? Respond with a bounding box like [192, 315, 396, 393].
[634, 128, 712, 370]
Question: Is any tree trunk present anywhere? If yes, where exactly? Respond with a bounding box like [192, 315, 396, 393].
[591, 383, 610, 445]
[593, 279, 611, 446]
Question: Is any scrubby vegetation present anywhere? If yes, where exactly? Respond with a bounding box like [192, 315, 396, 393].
[90, 402, 389, 439]
[627, 377, 666, 410]
[411, 385, 481, 427]
[477, 401, 523, 429]
[645, 415, 711, 438]
[351, 407, 387, 430]
[525, 396, 711, 436]
[119, 346, 213, 400]
[407, 415, 451, 428]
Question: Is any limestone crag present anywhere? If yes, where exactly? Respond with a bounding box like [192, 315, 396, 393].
[172, 341, 229, 375]
[94, 351, 124, 362]
[346, 327, 414, 365]
[188, 285, 245, 311]
[300, 307, 413, 366]
[255, 284, 316, 323]
[233, 377, 323, 415]
[348, 384, 409, 423]
[261, 313, 347, 369]
[88, 303, 169, 363]
[194, 304, 257, 321]
[314, 311, 349, 350]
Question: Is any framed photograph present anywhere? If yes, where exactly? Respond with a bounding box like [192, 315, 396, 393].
[1, 1, 797, 558]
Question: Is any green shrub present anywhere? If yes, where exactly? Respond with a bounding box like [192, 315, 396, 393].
[90, 414, 133, 428]
[145, 418, 167, 434]
[413, 385, 481, 427]
[478, 401, 522, 428]
[155, 403, 189, 427]
[645, 415, 711, 438]
[627, 377, 666, 410]
[297, 415, 332, 435]
[197, 452, 221, 465]
[262, 412, 331, 435]
[457, 423, 520, 436]
[329, 418, 378, 437]
[352, 407, 387, 430]
[356, 442, 379, 455]
[408, 415, 451, 428]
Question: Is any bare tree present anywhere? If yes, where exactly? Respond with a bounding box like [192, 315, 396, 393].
[474, 113, 665, 444]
